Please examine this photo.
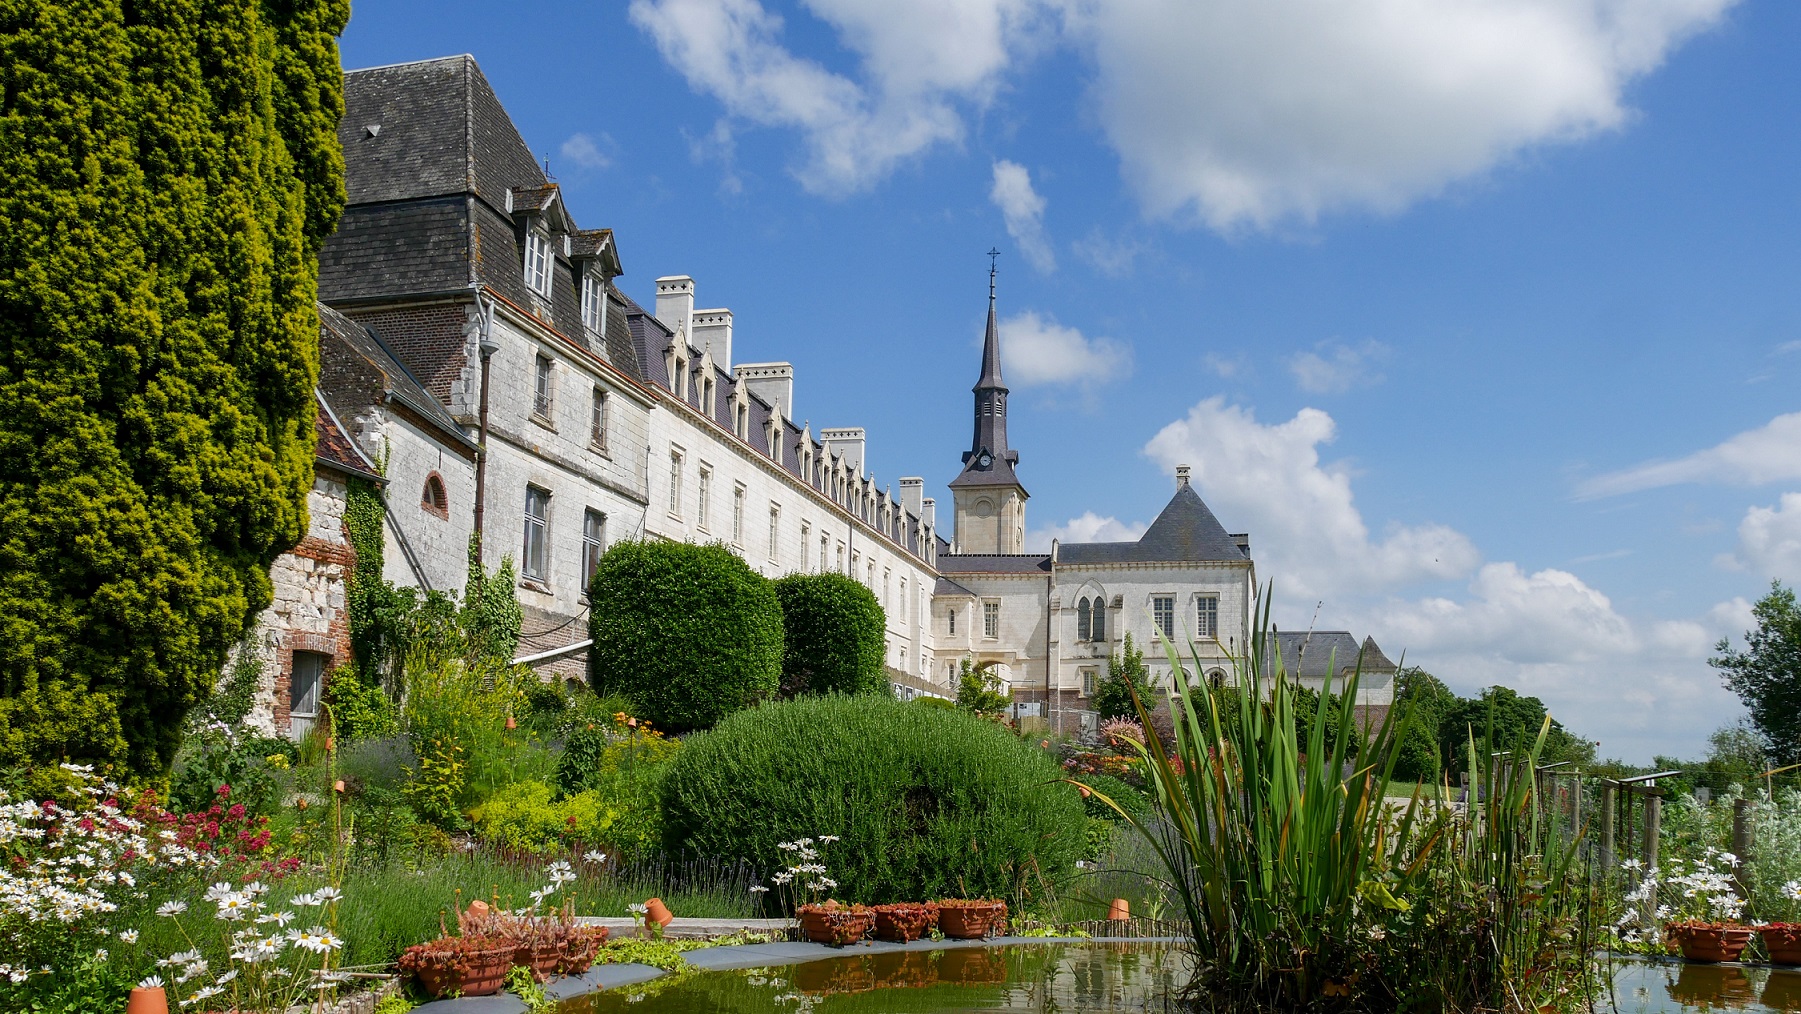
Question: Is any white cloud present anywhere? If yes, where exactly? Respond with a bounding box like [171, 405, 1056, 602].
[1578, 412, 1801, 498]
[1027, 512, 1147, 551]
[1725, 493, 1801, 580]
[1075, 227, 1144, 278]
[628, 0, 1033, 194]
[1287, 339, 1388, 394]
[559, 133, 613, 172]
[634, 0, 1732, 226]
[990, 160, 1055, 273]
[1139, 396, 1748, 760]
[1204, 352, 1249, 380]
[997, 311, 1130, 387]
[1143, 398, 1478, 601]
[1068, 0, 1736, 229]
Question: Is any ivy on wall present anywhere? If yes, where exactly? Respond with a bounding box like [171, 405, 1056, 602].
[0, 0, 349, 772]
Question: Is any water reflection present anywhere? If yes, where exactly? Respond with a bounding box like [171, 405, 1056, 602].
[1606, 959, 1801, 1014]
[563, 943, 1191, 1013]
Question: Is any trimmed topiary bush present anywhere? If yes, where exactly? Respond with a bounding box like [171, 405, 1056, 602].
[772, 573, 886, 697]
[660, 694, 1087, 906]
[587, 541, 782, 732]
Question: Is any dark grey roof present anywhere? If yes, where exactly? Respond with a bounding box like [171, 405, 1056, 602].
[318, 304, 477, 451]
[934, 576, 979, 597]
[938, 554, 1051, 574]
[1058, 484, 1249, 565]
[949, 279, 1024, 493]
[1267, 631, 1397, 680]
[319, 198, 471, 300]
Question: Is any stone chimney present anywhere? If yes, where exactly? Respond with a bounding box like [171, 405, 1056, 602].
[921, 497, 936, 530]
[821, 427, 866, 475]
[1176, 464, 1191, 489]
[737, 362, 793, 419]
[898, 477, 924, 518]
[692, 307, 733, 373]
[654, 275, 694, 345]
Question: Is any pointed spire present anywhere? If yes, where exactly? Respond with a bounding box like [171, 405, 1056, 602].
[978, 248, 1004, 390]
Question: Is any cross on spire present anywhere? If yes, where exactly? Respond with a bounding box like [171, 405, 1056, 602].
[987, 247, 1000, 301]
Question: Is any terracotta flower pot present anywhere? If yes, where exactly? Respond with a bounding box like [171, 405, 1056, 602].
[1107, 898, 1130, 921]
[799, 903, 874, 945]
[126, 986, 169, 1014]
[644, 897, 674, 929]
[515, 940, 563, 980]
[873, 903, 939, 943]
[413, 944, 515, 998]
[1764, 924, 1801, 966]
[1666, 921, 1756, 963]
[936, 900, 1007, 940]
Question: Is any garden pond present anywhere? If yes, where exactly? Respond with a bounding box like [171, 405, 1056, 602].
[551, 943, 1801, 1013]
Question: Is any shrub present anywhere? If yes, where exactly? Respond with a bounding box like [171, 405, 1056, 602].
[1092, 634, 1155, 721]
[554, 716, 681, 859]
[954, 659, 1009, 716]
[915, 696, 955, 711]
[473, 780, 616, 855]
[588, 541, 782, 732]
[660, 694, 1086, 906]
[772, 573, 886, 697]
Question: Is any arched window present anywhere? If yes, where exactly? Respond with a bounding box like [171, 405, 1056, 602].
[421, 473, 448, 518]
[1092, 598, 1106, 642]
[1076, 597, 1091, 641]
[1208, 669, 1226, 690]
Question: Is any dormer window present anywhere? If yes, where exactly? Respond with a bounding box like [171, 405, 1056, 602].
[581, 270, 604, 333]
[525, 230, 553, 298]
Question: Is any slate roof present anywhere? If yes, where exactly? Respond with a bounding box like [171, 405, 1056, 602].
[938, 554, 1052, 574]
[318, 304, 477, 452]
[1058, 484, 1250, 565]
[934, 576, 980, 597]
[325, 55, 646, 386]
[1267, 631, 1398, 680]
[314, 394, 382, 482]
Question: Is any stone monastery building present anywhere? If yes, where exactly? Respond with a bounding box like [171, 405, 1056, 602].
[243, 54, 1395, 739]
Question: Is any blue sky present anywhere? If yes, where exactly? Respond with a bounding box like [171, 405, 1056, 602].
[341, 0, 1801, 763]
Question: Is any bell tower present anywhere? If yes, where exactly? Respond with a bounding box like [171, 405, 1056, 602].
[949, 253, 1027, 553]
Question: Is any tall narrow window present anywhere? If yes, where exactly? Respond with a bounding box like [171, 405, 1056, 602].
[590, 389, 609, 449]
[898, 578, 907, 623]
[822, 536, 831, 573]
[768, 505, 780, 560]
[1153, 596, 1175, 639]
[1092, 599, 1106, 642]
[836, 543, 844, 574]
[947, 607, 956, 636]
[525, 231, 553, 297]
[523, 486, 550, 581]
[582, 509, 606, 590]
[801, 523, 811, 570]
[983, 601, 1000, 639]
[732, 486, 745, 544]
[581, 271, 604, 333]
[697, 468, 712, 530]
[883, 568, 891, 608]
[533, 354, 553, 418]
[668, 451, 683, 515]
[1196, 594, 1219, 639]
[1077, 597, 1092, 641]
[421, 474, 448, 518]
[1081, 668, 1097, 698]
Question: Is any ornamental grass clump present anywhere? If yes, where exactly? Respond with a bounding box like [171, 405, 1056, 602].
[1092, 592, 1593, 1012]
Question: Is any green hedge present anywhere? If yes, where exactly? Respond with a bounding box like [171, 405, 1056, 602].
[587, 541, 782, 732]
[772, 573, 886, 697]
[660, 694, 1087, 905]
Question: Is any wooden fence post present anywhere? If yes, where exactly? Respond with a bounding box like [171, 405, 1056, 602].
[1600, 782, 1615, 870]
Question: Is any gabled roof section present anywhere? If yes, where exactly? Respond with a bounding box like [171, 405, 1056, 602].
[570, 228, 622, 276]
[318, 303, 477, 452]
[314, 393, 382, 482]
[1058, 484, 1249, 565]
[1267, 631, 1398, 680]
[934, 576, 980, 598]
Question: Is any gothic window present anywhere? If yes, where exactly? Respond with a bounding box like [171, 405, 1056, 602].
[1153, 596, 1175, 639]
[1076, 597, 1092, 641]
[582, 509, 606, 589]
[1208, 668, 1226, 690]
[1196, 594, 1219, 639]
[947, 607, 956, 636]
[533, 354, 553, 418]
[421, 473, 448, 518]
[1092, 599, 1106, 642]
[523, 486, 550, 581]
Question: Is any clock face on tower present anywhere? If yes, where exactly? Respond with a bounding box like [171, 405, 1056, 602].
[978, 452, 992, 467]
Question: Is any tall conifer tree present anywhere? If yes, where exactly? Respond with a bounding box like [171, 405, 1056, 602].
[0, 0, 347, 771]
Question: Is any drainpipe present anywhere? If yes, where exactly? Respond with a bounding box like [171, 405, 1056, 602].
[471, 292, 499, 563]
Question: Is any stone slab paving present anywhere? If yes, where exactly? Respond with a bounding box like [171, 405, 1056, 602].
[410, 935, 1183, 1011]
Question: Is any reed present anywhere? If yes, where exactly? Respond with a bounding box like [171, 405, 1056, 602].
[1085, 589, 1592, 1011]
